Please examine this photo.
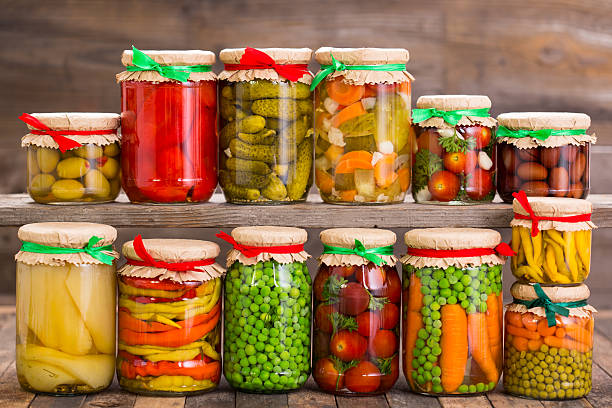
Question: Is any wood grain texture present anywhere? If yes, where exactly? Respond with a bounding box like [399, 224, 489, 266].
[30, 395, 87, 408]
[336, 394, 389, 408]
[133, 396, 185, 408]
[287, 378, 336, 408]
[184, 379, 234, 408]
[486, 392, 544, 408]
[82, 381, 137, 408]
[438, 395, 492, 408]
[586, 363, 612, 408]
[0, 362, 35, 408]
[235, 392, 288, 408]
[386, 377, 441, 408]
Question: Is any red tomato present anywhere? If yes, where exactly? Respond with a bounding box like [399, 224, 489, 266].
[314, 358, 343, 392]
[314, 331, 331, 360]
[443, 151, 466, 174]
[329, 265, 358, 278]
[464, 150, 478, 174]
[368, 329, 397, 358]
[380, 268, 401, 304]
[459, 125, 491, 149]
[356, 312, 381, 337]
[345, 361, 381, 393]
[428, 170, 460, 202]
[466, 168, 493, 200]
[330, 330, 368, 362]
[315, 303, 337, 333]
[417, 129, 443, 156]
[314, 267, 332, 302]
[379, 354, 399, 391]
[378, 303, 400, 329]
[355, 264, 386, 292]
[338, 283, 370, 316]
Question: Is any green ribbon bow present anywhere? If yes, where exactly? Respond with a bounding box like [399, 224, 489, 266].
[20, 236, 115, 265]
[310, 54, 406, 91]
[412, 107, 491, 126]
[496, 126, 587, 141]
[322, 239, 394, 266]
[513, 283, 587, 327]
[126, 46, 212, 82]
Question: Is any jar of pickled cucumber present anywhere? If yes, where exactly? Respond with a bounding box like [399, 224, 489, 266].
[117, 236, 225, 396]
[15, 222, 118, 395]
[511, 191, 596, 284]
[312, 48, 414, 204]
[411, 95, 497, 204]
[313, 228, 400, 395]
[218, 48, 314, 204]
[20, 112, 121, 204]
[217, 227, 312, 392]
[117, 47, 218, 204]
[401, 228, 513, 395]
[496, 112, 595, 203]
[504, 282, 596, 400]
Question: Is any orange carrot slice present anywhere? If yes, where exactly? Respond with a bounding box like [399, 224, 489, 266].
[331, 101, 366, 128]
[326, 78, 365, 106]
[374, 154, 397, 188]
[335, 159, 373, 174]
[397, 167, 411, 192]
[339, 190, 357, 201]
[315, 169, 334, 195]
[338, 150, 373, 164]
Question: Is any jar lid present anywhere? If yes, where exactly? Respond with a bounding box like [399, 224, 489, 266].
[511, 196, 596, 232]
[23, 113, 120, 131]
[121, 49, 216, 66]
[414, 95, 496, 129]
[497, 112, 590, 131]
[511, 282, 589, 303]
[18, 222, 117, 248]
[314, 47, 409, 65]
[231, 226, 307, 246]
[220, 48, 312, 65]
[122, 238, 220, 262]
[404, 227, 500, 250]
[320, 228, 396, 248]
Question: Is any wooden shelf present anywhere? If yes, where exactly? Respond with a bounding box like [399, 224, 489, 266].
[1, 193, 611, 228]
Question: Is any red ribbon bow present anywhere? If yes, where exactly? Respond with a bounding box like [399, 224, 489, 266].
[512, 190, 592, 237]
[223, 47, 311, 82]
[126, 235, 216, 272]
[216, 231, 304, 258]
[406, 242, 516, 258]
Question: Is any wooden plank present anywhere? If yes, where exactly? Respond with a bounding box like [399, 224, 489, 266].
[487, 391, 544, 407]
[0, 361, 35, 408]
[184, 378, 234, 408]
[540, 399, 590, 408]
[287, 378, 335, 408]
[336, 394, 389, 408]
[386, 377, 440, 408]
[133, 396, 185, 408]
[438, 395, 492, 408]
[30, 395, 86, 408]
[586, 362, 612, 408]
[592, 331, 612, 375]
[82, 380, 136, 408]
[235, 392, 288, 408]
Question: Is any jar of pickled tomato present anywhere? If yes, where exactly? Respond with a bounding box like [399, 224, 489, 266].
[411, 95, 497, 204]
[117, 47, 218, 203]
[312, 48, 414, 204]
[117, 236, 225, 395]
[313, 228, 400, 395]
[16, 222, 118, 395]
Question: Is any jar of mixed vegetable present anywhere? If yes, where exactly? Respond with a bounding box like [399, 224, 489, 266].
[20, 113, 121, 204]
[117, 47, 218, 203]
[504, 283, 596, 400]
[496, 112, 595, 202]
[401, 228, 512, 395]
[16, 222, 118, 395]
[312, 47, 414, 204]
[511, 192, 595, 284]
[411, 95, 497, 204]
[117, 236, 225, 395]
[313, 228, 400, 395]
[218, 48, 314, 204]
[218, 227, 312, 392]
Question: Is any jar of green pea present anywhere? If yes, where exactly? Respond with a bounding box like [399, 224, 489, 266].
[218, 226, 312, 393]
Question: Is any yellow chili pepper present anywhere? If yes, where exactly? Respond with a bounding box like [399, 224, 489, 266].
[575, 230, 591, 276]
[511, 227, 521, 271]
[154, 314, 182, 329]
[563, 231, 579, 281]
[546, 230, 566, 247]
[519, 227, 535, 266]
[543, 238, 570, 280]
[544, 245, 570, 284]
[532, 232, 543, 268]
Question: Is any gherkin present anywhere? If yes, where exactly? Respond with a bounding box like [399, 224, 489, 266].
[251, 99, 312, 119]
[230, 139, 276, 164]
[237, 128, 276, 145]
[219, 115, 266, 149]
[225, 158, 271, 176]
[286, 135, 313, 200]
[261, 174, 287, 200]
[219, 171, 260, 201]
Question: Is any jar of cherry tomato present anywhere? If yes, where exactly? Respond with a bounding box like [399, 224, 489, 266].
[117, 236, 225, 395]
[412, 95, 497, 204]
[117, 47, 218, 203]
[312, 48, 414, 204]
[496, 112, 595, 203]
[313, 228, 401, 395]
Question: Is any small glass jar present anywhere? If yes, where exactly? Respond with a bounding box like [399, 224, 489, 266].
[504, 283, 596, 400]
[21, 113, 121, 204]
[15, 222, 118, 395]
[218, 48, 314, 204]
[313, 47, 413, 205]
[117, 237, 225, 396]
[118, 49, 218, 204]
[496, 112, 595, 203]
[511, 194, 595, 284]
[411, 95, 497, 204]
[401, 228, 505, 395]
[313, 228, 400, 395]
[220, 226, 312, 392]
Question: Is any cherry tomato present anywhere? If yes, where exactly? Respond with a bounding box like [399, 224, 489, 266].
[356, 311, 381, 337]
[443, 151, 466, 174]
[380, 269, 401, 304]
[379, 354, 399, 391]
[378, 303, 400, 329]
[314, 331, 331, 360]
[417, 129, 443, 156]
[368, 329, 397, 358]
[329, 265, 358, 278]
[355, 264, 386, 292]
[315, 303, 337, 333]
[314, 358, 343, 392]
[459, 125, 491, 149]
[314, 267, 332, 302]
[464, 150, 478, 174]
[338, 283, 370, 315]
[428, 170, 460, 202]
[330, 330, 367, 362]
[345, 361, 381, 393]
[466, 168, 493, 200]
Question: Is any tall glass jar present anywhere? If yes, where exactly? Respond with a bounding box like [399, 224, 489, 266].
[15, 222, 118, 395]
[20, 113, 121, 204]
[218, 48, 314, 204]
[117, 48, 218, 204]
[313, 228, 400, 395]
[504, 283, 596, 400]
[219, 227, 312, 392]
[312, 47, 414, 205]
[401, 228, 507, 395]
[496, 112, 595, 203]
[411, 95, 497, 204]
[117, 236, 225, 396]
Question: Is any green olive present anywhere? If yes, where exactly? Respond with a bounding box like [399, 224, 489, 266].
[74, 145, 103, 159]
[103, 142, 120, 157]
[84, 169, 110, 198]
[27, 149, 40, 176]
[56, 157, 90, 178]
[36, 148, 60, 173]
[29, 174, 55, 196]
[98, 157, 119, 179]
[51, 179, 84, 200]
[61, 150, 75, 159]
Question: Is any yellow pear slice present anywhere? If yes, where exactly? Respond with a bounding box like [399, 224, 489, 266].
[19, 360, 77, 392]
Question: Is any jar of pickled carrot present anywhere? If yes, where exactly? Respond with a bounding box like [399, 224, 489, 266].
[504, 283, 596, 400]
[510, 191, 596, 284]
[117, 47, 218, 203]
[312, 48, 414, 204]
[401, 228, 513, 395]
[16, 222, 118, 395]
[117, 236, 225, 395]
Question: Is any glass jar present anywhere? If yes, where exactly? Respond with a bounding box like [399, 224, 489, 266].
[313, 228, 400, 395]
[20, 113, 121, 204]
[402, 228, 506, 395]
[117, 237, 224, 396]
[218, 48, 314, 204]
[118, 49, 218, 204]
[511, 193, 595, 284]
[219, 226, 312, 392]
[496, 112, 595, 203]
[15, 222, 118, 395]
[411, 95, 497, 204]
[312, 47, 413, 204]
[504, 283, 596, 400]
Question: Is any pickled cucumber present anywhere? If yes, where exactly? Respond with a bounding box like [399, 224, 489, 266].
[103, 143, 120, 157]
[56, 157, 90, 179]
[286, 136, 313, 200]
[251, 99, 312, 119]
[224, 81, 311, 100]
[220, 98, 247, 121]
[225, 158, 271, 175]
[36, 148, 60, 173]
[74, 145, 104, 160]
[335, 173, 355, 191]
[261, 174, 287, 200]
[219, 171, 260, 201]
[344, 134, 376, 152]
[84, 169, 111, 198]
[279, 116, 310, 145]
[230, 171, 270, 189]
[30, 174, 55, 196]
[229, 138, 276, 163]
[219, 115, 266, 149]
[237, 128, 276, 145]
[52, 179, 85, 200]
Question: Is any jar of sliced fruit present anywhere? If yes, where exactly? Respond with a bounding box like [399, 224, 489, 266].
[312, 48, 414, 204]
[117, 236, 225, 395]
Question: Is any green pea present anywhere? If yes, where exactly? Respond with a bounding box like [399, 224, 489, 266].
[458, 384, 469, 393]
[468, 384, 477, 393]
[461, 275, 472, 286]
[439, 278, 450, 289]
[453, 282, 464, 292]
[447, 295, 457, 304]
[440, 288, 452, 298]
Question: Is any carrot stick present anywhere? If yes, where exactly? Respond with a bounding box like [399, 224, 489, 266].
[440, 304, 468, 393]
[512, 336, 529, 352]
[543, 336, 591, 353]
[404, 310, 423, 390]
[506, 311, 524, 328]
[555, 327, 566, 338]
[564, 325, 593, 347]
[527, 338, 543, 351]
[497, 292, 503, 334]
[506, 324, 541, 340]
[407, 273, 423, 312]
[468, 312, 499, 384]
[521, 313, 538, 331]
[537, 319, 556, 337]
[331, 101, 366, 128]
[485, 294, 502, 368]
